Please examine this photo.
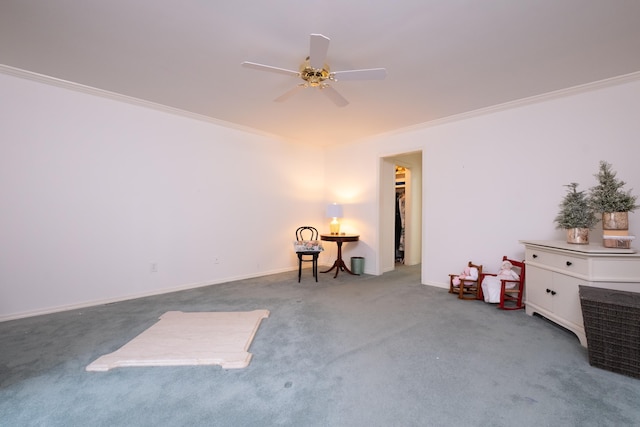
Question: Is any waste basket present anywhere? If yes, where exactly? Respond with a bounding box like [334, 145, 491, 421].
[579, 285, 640, 379]
[351, 257, 364, 275]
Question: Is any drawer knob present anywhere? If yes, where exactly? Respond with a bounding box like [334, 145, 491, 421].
[551, 290, 557, 296]
[532, 254, 538, 259]
[546, 288, 551, 293]
[566, 261, 572, 266]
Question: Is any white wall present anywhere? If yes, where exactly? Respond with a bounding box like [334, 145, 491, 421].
[322, 140, 392, 274]
[325, 76, 640, 288]
[3, 71, 639, 320]
[0, 72, 325, 320]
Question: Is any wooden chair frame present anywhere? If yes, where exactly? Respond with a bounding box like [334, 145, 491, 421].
[480, 256, 526, 310]
[449, 261, 483, 300]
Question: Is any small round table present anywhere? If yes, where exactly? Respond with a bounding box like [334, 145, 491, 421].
[320, 234, 360, 278]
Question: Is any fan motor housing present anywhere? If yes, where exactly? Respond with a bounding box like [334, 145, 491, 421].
[300, 60, 330, 87]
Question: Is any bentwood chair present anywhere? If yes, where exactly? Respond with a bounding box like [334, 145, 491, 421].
[294, 226, 322, 282]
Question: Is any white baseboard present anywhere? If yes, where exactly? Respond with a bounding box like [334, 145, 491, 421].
[0, 267, 294, 322]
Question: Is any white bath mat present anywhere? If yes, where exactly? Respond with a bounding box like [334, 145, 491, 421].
[86, 309, 269, 371]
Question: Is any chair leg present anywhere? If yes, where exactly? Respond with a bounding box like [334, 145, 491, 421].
[498, 291, 525, 310]
[313, 256, 318, 282]
[298, 255, 302, 283]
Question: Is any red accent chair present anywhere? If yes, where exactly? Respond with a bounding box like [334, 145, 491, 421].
[480, 256, 526, 310]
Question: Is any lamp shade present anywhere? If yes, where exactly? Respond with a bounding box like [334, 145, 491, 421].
[326, 203, 343, 218]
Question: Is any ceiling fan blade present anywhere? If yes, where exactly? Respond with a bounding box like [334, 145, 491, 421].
[331, 68, 387, 81]
[320, 85, 349, 107]
[274, 84, 306, 103]
[241, 61, 300, 77]
[309, 34, 330, 69]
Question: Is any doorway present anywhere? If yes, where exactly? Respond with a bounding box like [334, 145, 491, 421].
[395, 166, 407, 264]
[379, 151, 422, 273]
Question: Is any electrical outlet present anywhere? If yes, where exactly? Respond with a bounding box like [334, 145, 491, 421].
[151, 262, 158, 272]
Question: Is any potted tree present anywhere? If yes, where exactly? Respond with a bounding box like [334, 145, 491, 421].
[589, 161, 638, 248]
[555, 182, 598, 244]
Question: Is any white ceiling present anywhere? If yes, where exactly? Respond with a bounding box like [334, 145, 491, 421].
[2, 1, 640, 146]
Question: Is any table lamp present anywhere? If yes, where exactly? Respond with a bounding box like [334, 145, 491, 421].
[326, 203, 344, 235]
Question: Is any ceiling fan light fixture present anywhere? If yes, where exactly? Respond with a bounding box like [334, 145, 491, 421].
[300, 58, 330, 87]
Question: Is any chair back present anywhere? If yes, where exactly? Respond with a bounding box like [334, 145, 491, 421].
[296, 226, 319, 242]
[503, 255, 525, 283]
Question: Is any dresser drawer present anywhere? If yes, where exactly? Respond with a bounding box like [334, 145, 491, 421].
[526, 248, 589, 275]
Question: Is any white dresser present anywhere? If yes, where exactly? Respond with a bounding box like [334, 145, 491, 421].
[520, 240, 640, 347]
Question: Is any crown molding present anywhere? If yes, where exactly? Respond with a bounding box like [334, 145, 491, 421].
[3, 64, 640, 144]
[384, 71, 640, 137]
[0, 64, 281, 140]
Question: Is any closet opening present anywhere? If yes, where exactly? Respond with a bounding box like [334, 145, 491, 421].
[395, 166, 407, 264]
[378, 151, 422, 274]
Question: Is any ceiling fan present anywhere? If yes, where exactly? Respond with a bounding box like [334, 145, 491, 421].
[241, 34, 387, 107]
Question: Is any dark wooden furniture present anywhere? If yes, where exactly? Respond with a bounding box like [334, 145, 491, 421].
[320, 234, 360, 278]
[449, 261, 483, 300]
[295, 226, 321, 282]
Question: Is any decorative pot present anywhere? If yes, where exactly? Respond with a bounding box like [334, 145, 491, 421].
[566, 228, 589, 244]
[602, 212, 632, 248]
[602, 212, 629, 231]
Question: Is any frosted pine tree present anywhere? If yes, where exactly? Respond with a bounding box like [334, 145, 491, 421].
[555, 183, 598, 229]
[589, 161, 638, 213]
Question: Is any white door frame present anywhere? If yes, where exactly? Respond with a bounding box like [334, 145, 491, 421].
[378, 151, 422, 273]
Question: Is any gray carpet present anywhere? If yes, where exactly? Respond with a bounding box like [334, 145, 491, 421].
[1, 264, 639, 427]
